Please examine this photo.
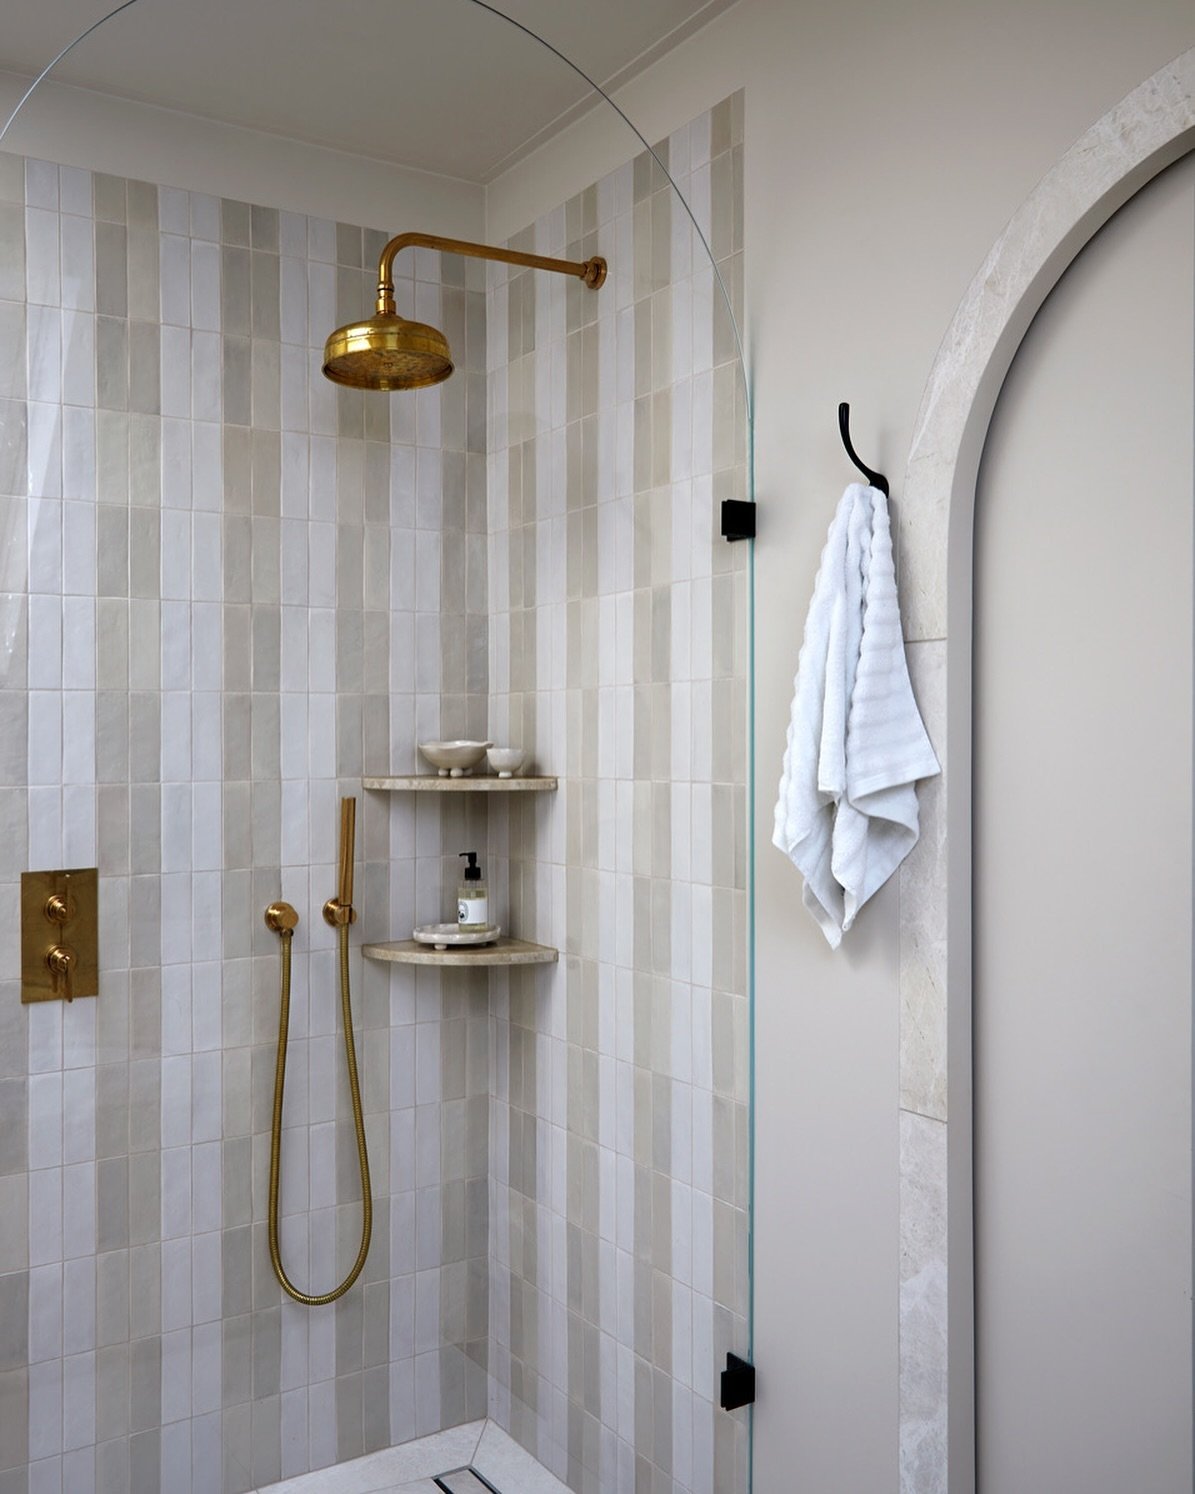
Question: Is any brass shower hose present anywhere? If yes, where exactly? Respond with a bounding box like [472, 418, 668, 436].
[264, 797, 372, 1306]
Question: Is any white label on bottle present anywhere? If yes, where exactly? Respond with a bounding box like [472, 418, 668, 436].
[459, 894, 488, 927]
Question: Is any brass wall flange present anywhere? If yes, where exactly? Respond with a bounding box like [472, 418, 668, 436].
[265, 902, 299, 934]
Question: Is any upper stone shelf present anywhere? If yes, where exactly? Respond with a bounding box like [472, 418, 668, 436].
[362, 775, 558, 792]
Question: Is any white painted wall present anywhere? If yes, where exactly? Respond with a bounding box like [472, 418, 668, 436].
[6, 3, 1195, 1487]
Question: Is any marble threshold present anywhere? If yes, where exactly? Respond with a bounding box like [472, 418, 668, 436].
[257, 1419, 570, 1494]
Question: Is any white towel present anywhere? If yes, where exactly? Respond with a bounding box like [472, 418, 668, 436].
[773, 483, 940, 948]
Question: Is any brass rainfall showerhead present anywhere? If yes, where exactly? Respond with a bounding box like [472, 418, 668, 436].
[323, 230, 606, 392]
[323, 311, 454, 392]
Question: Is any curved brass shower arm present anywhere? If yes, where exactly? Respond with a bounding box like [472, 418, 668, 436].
[374, 231, 606, 314]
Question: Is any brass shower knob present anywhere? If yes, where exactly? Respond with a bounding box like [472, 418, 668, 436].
[45, 892, 72, 923]
[46, 945, 75, 1001]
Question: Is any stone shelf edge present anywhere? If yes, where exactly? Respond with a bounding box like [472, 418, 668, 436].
[362, 938, 559, 967]
[362, 775, 558, 792]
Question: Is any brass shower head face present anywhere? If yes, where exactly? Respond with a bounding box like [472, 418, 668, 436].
[322, 313, 454, 391]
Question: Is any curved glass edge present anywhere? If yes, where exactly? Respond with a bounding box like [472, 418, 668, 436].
[0, 0, 142, 146]
[465, 0, 752, 426]
[5, 3, 758, 1487]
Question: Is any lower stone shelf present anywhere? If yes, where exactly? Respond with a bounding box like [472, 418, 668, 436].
[361, 937, 559, 967]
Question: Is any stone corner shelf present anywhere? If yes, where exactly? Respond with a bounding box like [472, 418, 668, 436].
[362, 775, 558, 792]
[362, 937, 559, 967]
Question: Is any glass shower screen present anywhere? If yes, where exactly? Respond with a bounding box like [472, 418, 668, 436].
[0, 3, 754, 1488]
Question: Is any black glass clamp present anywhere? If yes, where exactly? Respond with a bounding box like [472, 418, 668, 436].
[721, 499, 756, 542]
[720, 1351, 756, 1411]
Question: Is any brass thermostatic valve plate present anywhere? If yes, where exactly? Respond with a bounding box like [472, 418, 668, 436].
[21, 868, 99, 1003]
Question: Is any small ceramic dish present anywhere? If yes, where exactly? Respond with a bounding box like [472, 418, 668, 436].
[412, 922, 502, 951]
[418, 740, 493, 777]
[487, 746, 526, 778]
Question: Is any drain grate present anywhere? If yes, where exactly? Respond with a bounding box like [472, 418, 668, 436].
[433, 1469, 502, 1494]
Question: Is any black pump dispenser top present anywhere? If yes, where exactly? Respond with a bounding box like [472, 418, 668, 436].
[459, 851, 481, 881]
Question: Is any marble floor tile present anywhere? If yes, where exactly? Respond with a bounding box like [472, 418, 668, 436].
[255, 1419, 572, 1494]
[257, 1422, 486, 1493]
[473, 1423, 571, 1494]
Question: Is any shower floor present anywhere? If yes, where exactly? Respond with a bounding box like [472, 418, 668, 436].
[258, 1419, 569, 1494]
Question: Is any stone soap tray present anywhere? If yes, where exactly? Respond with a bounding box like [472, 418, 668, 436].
[413, 923, 502, 950]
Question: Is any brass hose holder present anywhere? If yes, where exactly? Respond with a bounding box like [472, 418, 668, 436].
[322, 796, 357, 927]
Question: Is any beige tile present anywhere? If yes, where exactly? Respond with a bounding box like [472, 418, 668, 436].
[0, 1080, 25, 1176]
[129, 1333, 160, 1431]
[95, 221, 128, 319]
[95, 1342, 129, 1443]
[221, 198, 251, 246]
[96, 314, 129, 411]
[0, 1271, 26, 1372]
[96, 1156, 129, 1253]
[0, 206, 24, 304]
[92, 173, 126, 224]
[0, 1176, 27, 1275]
[252, 250, 281, 340]
[0, 1368, 28, 1473]
[252, 1392, 283, 1489]
[127, 228, 159, 324]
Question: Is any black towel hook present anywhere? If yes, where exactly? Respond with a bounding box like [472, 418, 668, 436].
[838, 402, 889, 496]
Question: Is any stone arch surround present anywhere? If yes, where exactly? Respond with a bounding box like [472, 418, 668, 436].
[893, 47, 1195, 1494]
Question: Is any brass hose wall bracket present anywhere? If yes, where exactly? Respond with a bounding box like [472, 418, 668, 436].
[264, 796, 372, 1306]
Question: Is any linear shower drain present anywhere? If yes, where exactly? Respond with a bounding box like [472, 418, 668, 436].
[433, 1469, 502, 1494]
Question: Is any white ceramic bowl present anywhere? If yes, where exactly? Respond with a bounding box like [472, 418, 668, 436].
[418, 740, 493, 777]
[487, 746, 527, 778]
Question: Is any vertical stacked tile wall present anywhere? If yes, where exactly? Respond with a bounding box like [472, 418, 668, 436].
[485, 96, 751, 1493]
[0, 153, 488, 1493]
[386, 245, 492, 1444]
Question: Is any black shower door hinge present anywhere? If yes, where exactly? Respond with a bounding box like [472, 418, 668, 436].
[720, 499, 756, 541]
[720, 1351, 756, 1410]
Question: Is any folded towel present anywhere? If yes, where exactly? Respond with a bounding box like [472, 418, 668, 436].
[773, 483, 940, 947]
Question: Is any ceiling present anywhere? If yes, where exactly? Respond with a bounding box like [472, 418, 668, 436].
[0, 0, 734, 182]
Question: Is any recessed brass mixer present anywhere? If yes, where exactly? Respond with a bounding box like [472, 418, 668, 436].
[21, 868, 98, 1003]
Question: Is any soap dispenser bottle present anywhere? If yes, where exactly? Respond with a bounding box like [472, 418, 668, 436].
[458, 852, 488, 930]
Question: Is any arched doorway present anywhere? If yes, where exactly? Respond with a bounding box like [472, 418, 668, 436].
[974, 149, 1194, 1491]
[894, 47, 1195, 1494]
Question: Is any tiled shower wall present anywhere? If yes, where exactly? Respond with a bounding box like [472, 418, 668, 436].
[485, 97, 751, 1492]
[0, 150, 491, 1491]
